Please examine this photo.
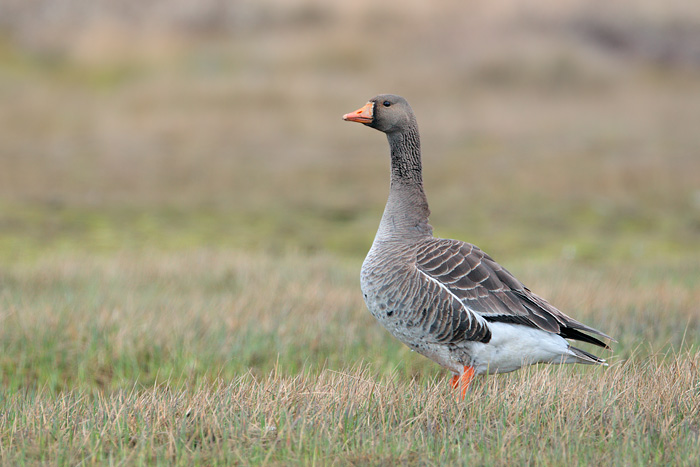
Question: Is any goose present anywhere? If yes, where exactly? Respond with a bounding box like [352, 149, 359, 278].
[343, 94, 612, 397]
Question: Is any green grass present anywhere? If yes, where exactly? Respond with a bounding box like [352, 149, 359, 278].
[1, 356, 698, 465]
[1, 250, 699, 464]
[2, 1, 700, 463]
[0, 194, 696, 264]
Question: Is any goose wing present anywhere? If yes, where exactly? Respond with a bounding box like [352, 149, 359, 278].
[414, 238, 611, 348]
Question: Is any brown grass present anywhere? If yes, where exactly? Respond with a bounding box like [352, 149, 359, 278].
[1, 250, 699, 463]
[2, 354, 699, 465]
[1, 0, 699, 464]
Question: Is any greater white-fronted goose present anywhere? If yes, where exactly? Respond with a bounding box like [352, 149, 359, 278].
[343, 94, 612, 397]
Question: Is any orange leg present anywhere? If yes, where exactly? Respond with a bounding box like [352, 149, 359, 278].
[449, 366, 475, 399]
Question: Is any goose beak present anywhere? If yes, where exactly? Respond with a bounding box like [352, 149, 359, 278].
[343, 102, 374, 124]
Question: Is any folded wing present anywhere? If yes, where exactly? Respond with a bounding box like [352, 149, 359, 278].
[415, 238, 611, 349]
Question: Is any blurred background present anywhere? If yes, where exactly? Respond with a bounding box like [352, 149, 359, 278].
[2, 7, 700, 459]
[1, 0, 699, 263]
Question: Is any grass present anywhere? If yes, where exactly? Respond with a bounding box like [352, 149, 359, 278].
[1, 251, 699, 464]
[1, 0, 700, 464]
[1, 356, 698, 465]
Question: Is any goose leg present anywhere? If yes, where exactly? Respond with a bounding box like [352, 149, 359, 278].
[450, 366, 475, 399]
[450, 373, 460, 389]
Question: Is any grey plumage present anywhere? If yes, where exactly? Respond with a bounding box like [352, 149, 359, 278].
[344, 94, 612, 380]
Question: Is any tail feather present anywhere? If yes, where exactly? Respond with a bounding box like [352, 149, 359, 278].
[569, 345, 607, 365]
[559, 327, 611, 350]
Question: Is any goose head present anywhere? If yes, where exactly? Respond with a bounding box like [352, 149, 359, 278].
[343, 94, 416, 134]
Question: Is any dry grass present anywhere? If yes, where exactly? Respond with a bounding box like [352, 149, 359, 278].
[1, 0, 700, 464]
[2, 356, 699, 465]
[1, 251, 699, 464]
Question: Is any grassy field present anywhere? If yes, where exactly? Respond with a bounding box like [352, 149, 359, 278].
[1, 252, 699, 464]
[1, 0, 700, 464]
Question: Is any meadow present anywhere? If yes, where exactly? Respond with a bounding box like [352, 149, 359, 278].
[1, 0, 699, 464]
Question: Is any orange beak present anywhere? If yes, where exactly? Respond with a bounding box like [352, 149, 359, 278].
[342, 102, 374, 124]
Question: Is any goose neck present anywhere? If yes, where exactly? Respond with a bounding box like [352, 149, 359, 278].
[387, 124, 423, 185]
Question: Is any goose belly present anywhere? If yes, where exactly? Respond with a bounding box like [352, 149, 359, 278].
[360, 277, 464, 374]
[361, 264, 457, 366]
[360, 278, 418, 343]
[363, 292, 465, 374]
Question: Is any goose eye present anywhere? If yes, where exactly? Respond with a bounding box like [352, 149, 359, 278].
[382, 101, 391, 107]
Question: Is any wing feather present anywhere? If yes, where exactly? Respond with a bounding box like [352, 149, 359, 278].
[415, 238, 611, 348]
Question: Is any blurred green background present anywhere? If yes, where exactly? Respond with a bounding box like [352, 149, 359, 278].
[1, 0, 699, 264]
